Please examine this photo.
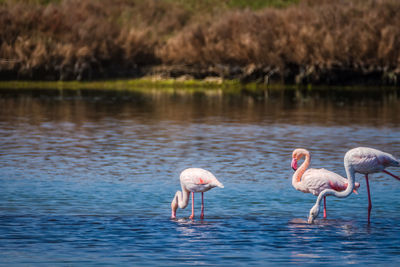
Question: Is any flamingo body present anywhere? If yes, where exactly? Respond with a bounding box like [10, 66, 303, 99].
[345, 147, 400, 174]
[171, 168, 223, 219]
[292, 148, 360, 219]
[180, 168, 223, 193]
[299, 168, 357, 196]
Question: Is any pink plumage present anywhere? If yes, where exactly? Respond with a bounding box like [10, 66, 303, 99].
[292, 148, 360, 219]
[300, 169, 357, 196]
[171, 168, 224, 220]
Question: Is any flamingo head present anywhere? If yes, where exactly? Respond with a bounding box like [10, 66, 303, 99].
[353, 182, 361, 194]
[171, 197, 178, 219]
[308, 203, 320, 224]
[291, 158, 298, 171]
[291, 148, 309, 171]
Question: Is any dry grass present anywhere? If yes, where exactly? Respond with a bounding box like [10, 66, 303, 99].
[1, 0, 400, 84]
[0, 0, 189, 80]
[159, 0, 400, 84]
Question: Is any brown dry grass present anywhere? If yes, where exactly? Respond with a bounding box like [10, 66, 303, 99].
[0, 0, 189, 80]
[1, 0, 400, 84]
[159, 0, 400, 84]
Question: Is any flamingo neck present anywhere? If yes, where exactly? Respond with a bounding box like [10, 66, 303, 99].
[171, 185, 190, 217]
[308, 156, 357, 223]
[292, 152, 310, 189]
[314, 163, 356, 211]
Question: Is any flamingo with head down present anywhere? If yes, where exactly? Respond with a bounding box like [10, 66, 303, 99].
[308, 147, 400, 224]
[171, 168, 224, 220]
[291, 148, 360, 219]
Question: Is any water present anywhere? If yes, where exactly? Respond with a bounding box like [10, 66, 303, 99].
[0, 87, 400, 265]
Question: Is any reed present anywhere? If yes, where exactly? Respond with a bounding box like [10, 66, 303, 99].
[1, 0, 399, 84]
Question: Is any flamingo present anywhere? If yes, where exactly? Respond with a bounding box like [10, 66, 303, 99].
[291, 148, 360, 219]
[308, 147, 400, 224]
[171, 168, 224, 219]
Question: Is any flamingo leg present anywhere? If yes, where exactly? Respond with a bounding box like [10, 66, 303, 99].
[189, 192, 195, 220]
[200, 192, 204, 219]
[323, 196, 327, 219]
[383, 170, 400, 181]
[365, 174, 372, 224]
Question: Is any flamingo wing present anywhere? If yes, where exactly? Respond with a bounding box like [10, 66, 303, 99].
[195, 177, 209, 185]
[302, 168, 348, 196]
[180, 168, 217, 192]
[346, 147, 398, 173]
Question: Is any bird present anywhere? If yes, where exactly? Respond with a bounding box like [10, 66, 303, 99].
[308, 147, 400, 224]
[344, 147, 400, 223]
[171, 168, 224, 219]
[291, 148, 360, 219]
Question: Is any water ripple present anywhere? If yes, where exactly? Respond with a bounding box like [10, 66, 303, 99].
[0, 88, 400, 265]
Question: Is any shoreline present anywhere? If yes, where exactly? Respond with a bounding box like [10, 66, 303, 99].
[1, 76, 399, 93]
[2, 64, 399, 87]
[2, 1, 400, 87]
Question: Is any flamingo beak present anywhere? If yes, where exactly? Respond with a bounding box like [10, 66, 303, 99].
[291, 158, 298, 171]
[353, 189, 358, 195]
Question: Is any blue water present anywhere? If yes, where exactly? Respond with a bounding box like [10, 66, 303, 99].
[1, 88, 400, 265]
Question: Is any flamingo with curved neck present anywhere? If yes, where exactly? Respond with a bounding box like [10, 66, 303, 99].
[171, 168, 224, 219]
[308, 147, 400, 224]
[291, 148, 359, 220]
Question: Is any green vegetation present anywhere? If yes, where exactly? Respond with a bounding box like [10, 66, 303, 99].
[2, 79, 395, 94]
[0, 78, 244, 91]
[0, 0, 399, 85]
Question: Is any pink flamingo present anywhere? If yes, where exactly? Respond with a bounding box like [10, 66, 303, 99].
[291, 148, 360, 219]
[171, 168, 224, 219]
[344, 147, 400, 223]
[308, 147, 400, 223]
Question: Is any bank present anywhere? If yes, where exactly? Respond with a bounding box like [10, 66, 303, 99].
[1, 0, 400, 86]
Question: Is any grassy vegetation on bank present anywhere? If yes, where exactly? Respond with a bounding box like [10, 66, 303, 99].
[1, 0, 399, 85]
[2, 79, 397, 95]
[0, 78, 243, 91]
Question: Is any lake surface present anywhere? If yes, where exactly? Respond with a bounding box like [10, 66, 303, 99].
[1, 86, 400, 266]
